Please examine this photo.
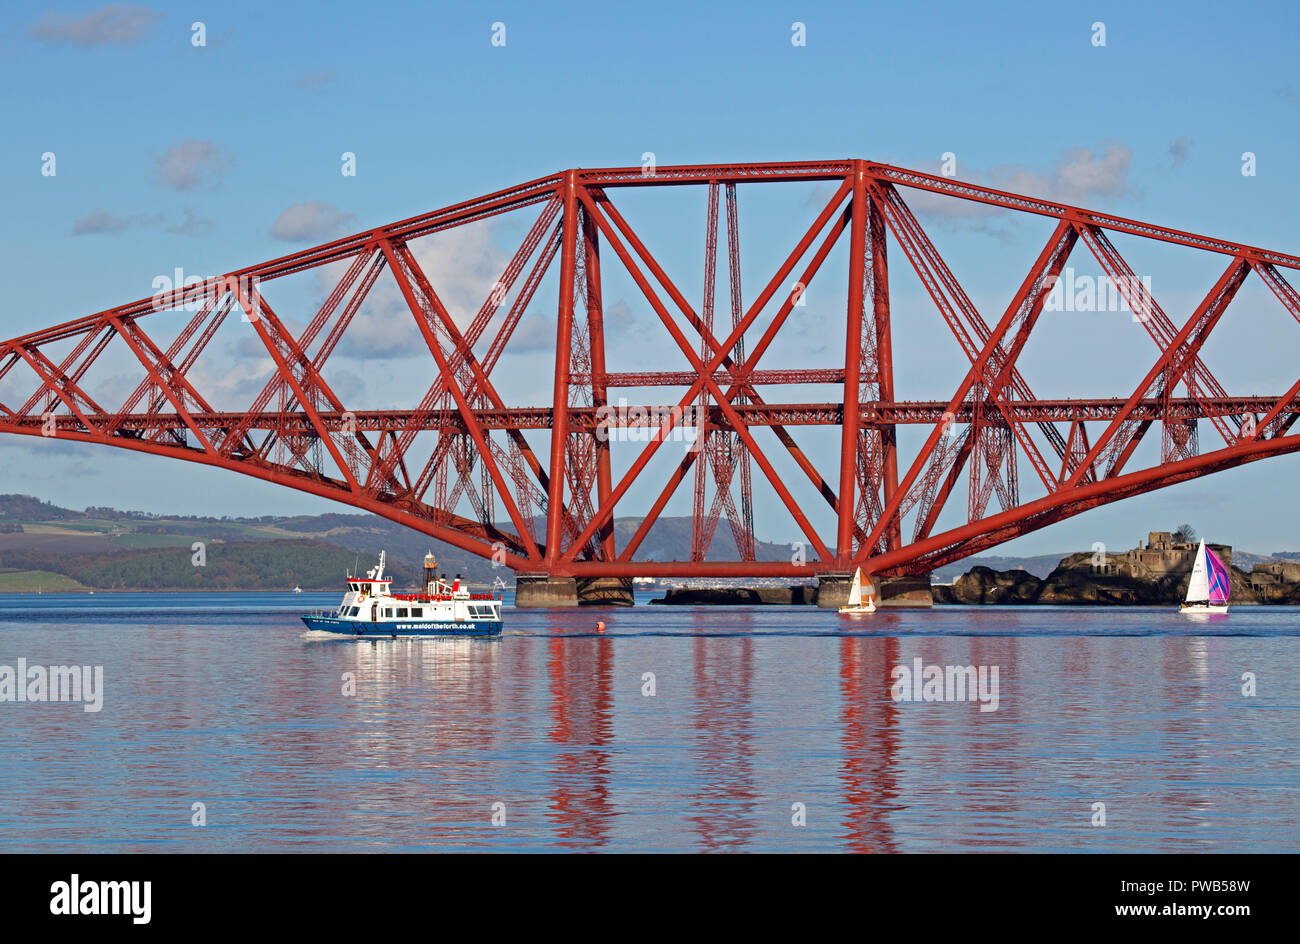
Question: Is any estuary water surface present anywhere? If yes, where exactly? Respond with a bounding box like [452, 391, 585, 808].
[0, 592, 1297, 853]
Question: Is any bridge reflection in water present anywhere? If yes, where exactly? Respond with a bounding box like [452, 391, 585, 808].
[279, 605, 1291, 852]
[3, 597, 1294, 852]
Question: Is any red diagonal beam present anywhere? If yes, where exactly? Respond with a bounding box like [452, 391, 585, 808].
[232, 288, 362, 494]
[854, 220, 1080, 562]
[871, 181, 1061, 488]
[1067, 255, 1252, 485]
[224, 251, 376, 460]
[104, 293, 220, 438]
[572, 187, 832, 562]
[591, 179, 853, 535]
[1250, 378, 1300, 441]
[106, 315, 219, 454]
[393, 240, 554, 485]
[1077, 225, 1239, 446]
[600, 180, 854, 563]
[380, 239, 541, 562]
[370, 199, 559, 495]
[910, 220, 1078, 542]
[16, 322, 112, 420]
[11, 344, 106, 434]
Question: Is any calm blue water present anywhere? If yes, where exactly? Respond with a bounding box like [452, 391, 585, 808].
[0, 591, 1297, 852]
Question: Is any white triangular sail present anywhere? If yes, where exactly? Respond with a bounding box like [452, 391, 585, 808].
[847, 567, 863, 607]
[1185, 540, 1210, 604]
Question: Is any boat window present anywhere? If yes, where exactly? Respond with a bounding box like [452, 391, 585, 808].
[397, 608, 408, 617]
[409, 607, 422, 617]
[384, 608, 392, 617]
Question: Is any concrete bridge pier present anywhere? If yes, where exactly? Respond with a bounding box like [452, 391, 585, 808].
[514, 574, 634, 607]
[816, 572, 933, 608]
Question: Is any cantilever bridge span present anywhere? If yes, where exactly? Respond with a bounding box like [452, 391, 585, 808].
[2, 159, 1299, 601]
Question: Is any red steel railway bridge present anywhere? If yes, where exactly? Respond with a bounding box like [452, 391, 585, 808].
[2, 159, 1298, 605]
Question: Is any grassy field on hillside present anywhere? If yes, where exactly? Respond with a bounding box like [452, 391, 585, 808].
[0, 569, 86, 591]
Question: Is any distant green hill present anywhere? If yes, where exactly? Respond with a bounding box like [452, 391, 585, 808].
[0, 493, 801, 589]
[0, 494, 75, 521]
[0, 493, 1291, 591]
[0, 568, 85, 591]
[0, 539, 418, 590]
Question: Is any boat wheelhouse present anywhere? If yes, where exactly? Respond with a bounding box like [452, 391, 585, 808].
[301, 551, 502, 636]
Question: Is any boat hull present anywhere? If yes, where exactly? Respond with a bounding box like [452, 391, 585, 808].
[1179, 604, 1229, 615]
[301, 615, 502, 637]
[838, 605, 877, 615]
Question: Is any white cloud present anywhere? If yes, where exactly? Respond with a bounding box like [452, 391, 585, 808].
[154, 140, 229, 191]
[506, 313, 556, 353]
[269, 202, 357, 243]
[166, 207, 215, 236]
[93, 372, 144, 409]
[72, 208, 139, 236]
[336, 223, 512, 360]
[186, 356, 277, 411]
[72, 206, 211, 237]
[906, 144, 1135, 226]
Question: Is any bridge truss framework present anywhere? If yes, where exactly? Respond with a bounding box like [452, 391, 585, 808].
[2, 159, 1299, 578]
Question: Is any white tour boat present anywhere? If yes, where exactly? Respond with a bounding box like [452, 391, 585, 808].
[301, 551, 503, 637]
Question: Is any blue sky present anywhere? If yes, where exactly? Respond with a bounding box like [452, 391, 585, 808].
[1, 0, 1298, 557]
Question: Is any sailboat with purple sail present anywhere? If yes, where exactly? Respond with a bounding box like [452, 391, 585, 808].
[1181, 539, 1230, 615]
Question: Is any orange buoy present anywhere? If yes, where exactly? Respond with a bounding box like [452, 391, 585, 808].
[595, 620, 606, 633]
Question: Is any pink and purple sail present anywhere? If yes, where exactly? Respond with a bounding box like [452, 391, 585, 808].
[1206, 547, 1231, 605]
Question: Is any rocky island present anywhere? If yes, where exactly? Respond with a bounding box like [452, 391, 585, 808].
[933, 531, 1300, 606]
[649, 531, 1300, 607]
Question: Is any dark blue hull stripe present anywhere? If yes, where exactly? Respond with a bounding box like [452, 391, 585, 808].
[301, 616, 502, 637]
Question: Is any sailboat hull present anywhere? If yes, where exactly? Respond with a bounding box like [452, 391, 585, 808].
[1180, 603, 1228, 615]
[838, 603, 877, 614]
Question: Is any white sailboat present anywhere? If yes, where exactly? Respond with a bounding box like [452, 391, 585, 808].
[1181, 539, 1230, 615]
[838, 567, 877, 614]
